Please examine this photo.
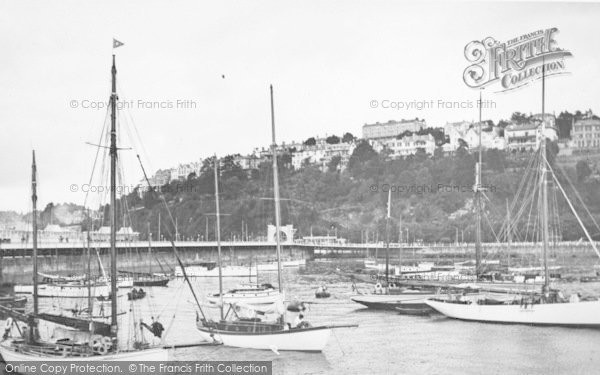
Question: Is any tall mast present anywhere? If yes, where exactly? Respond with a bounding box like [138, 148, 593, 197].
[398, 215, 402, 277]
[475, 90, 483, 280]
[540, 60, 550, 288]
[31, 150, 38, 316]
[214, 155, 224, 319]
[506, 198, 511, 268]
[147, 222, 152, 275]
[109, 54, 118, 334]
[270, 85, 283, 293]
[385, 189, 391, 284]
[87, 209, 92, 316]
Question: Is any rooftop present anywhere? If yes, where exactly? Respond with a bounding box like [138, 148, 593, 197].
[363, 118, 424, 127]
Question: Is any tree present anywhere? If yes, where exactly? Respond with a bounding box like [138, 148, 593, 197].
[486, 149, 506, 171]
[576, 160, 592, 182]
[326, 135, 340, 144]
[303, 137, 316, 146]
[511, 112, 530, 124]
[342, 132, 356, 143]
[497, 119, 511, 128]
[557, 111, 574, 139]
[396, 130, 413, 139]
[414, 148, 428, 162]
[327, 155, 342, 172]
[455, 145, 469, 159]
[546, 140, 559, 166]
[347, 140, 379, 176]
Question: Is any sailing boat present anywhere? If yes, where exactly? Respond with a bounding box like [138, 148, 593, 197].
[195, 85, 350, 352]
[426, 65, 600, 327]
[352, 190, 441, 310]
[0, 55, 168, 362]
[205, 155, 284, 307]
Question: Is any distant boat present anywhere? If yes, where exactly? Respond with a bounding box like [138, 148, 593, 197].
[175, 264, 257, 278]
[15, 282, 111, 300]
[257, 259, 306, 271]
[352, 292, 437, 310]
[118, 271, 169, 287]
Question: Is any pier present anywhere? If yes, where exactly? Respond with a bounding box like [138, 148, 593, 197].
[1, 240, 598, 282]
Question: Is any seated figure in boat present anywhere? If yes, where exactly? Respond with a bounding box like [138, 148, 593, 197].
[374, 283, 383, 294]
[292, 314, 312, 329]
[141, 317, 164, 338]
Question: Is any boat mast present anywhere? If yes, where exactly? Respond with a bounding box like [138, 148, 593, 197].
[540, 60, 550, 288]
[397, 215, 402, 277]
[109, 54, 118, 335]
[32, 151, 38, 317]
[147, 222, 152, 275]
[385, 189, 391, 284]
[214, 155, 224, 319]
[475, 90, 483, 280]
[87, 209, 92, 317]
[506, 198, 511, 268]
[270, 85, 283, 293]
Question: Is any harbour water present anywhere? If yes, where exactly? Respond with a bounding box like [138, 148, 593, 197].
[18, 260, 600, 374]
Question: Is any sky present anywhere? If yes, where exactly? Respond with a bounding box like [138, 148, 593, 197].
[1, 0, 599, 212]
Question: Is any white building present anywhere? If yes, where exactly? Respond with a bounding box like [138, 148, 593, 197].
[464, 125, 506, 150]
[291, 138, 356, 171]
[379, 134, 436, 158]
[571, 112, 600, 151]
[444, 121, 473, 151]
[505, 116, 558, 152]
[174, 161, 202, 180]
[362, 119, 426, 139]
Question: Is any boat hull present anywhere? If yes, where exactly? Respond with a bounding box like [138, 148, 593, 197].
[395, 306, 432, 316]
[257, 259, 306, 271]
[133, 278, 170, 287]
[425, 299, 600, 327]
[207, 291, 283, 306]
[196, 324, 331, 352]
[175, 266, 257, 278]
[351, 294, 437, 310]
[0, 341, 168, 366]
[15, 284, 112, 299]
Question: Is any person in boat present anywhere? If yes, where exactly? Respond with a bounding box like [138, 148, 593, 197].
[293, 314, 304, 327]
[541, 285, 551, 303]
[141, 316, 164, 338]
[292, 314, 311, 329]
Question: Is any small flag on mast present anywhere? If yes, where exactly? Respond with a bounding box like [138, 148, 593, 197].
[113, 38, 124, 49]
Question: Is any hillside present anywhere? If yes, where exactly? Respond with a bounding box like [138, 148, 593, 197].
[122, 142, 600, 243]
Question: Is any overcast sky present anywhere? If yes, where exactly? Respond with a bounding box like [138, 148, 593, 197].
[1, 0, 599, 212]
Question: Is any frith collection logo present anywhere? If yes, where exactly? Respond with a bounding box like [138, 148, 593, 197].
[463, 28, 572, 92]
